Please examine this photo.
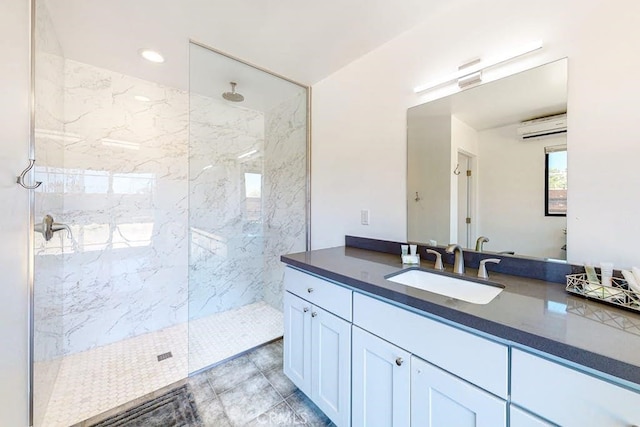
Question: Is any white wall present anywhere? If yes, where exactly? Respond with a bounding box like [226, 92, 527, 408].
[451, 116, 479, 244]
[312, 0, 640, 268]
[478, 124, 566, 258]
[0, 0, 30, 425]
[407, 115, 451, 244]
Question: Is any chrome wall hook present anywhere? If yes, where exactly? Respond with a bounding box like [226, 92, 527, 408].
[17, 159, 42, 189]
[453, 164, 461, 175]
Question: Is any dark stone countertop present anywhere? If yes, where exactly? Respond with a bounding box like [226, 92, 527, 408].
[281, 246, 640, 390]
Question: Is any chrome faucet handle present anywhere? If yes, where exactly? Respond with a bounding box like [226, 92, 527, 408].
[425, 249, 443, 270]
[51, 222, 72, 239]
[35, 214, 72, 241]
[478, 258, 501, 279]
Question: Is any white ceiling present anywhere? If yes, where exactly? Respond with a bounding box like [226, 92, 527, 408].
[189, 43, 306, 111]
[44, 0, 456, 105]
[409, 58, 568, 130]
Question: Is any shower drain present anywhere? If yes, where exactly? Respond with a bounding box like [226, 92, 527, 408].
[157, 352, 173, 362]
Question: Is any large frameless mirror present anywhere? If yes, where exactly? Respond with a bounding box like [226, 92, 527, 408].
[407, 58, 568, 260]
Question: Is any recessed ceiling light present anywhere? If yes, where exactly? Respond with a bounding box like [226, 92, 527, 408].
[139, 49, 165, 63]
[134, 95, 151, 102]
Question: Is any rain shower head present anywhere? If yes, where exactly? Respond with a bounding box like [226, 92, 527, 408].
[222, 82, 244, 102]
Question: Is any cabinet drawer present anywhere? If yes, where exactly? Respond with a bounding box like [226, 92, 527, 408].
[512, 349, 640, 427]
[510, 405, 554, 427]
[353, 293, 508, 398]
[284, 267, 352, 321]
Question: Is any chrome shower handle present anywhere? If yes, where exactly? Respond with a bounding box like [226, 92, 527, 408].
[35, 215, 72, 242]
[16, 159, 42, 190]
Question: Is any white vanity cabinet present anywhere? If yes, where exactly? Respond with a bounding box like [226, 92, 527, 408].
[283, 265, 640, 427]
[411, 356, 507, 426]
[351, 326, 411, 427]
[283, 268, 352, 427]
[352, 293, 509, 399]
[353, 292, 508, 426]
[511, 348, 640, 427]
[509, 405, 554, 427]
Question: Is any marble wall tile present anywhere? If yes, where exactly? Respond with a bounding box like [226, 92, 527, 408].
[188, 89, 307, 319]
[188, 95, 266, 320]
[55, 59, 190, 355]
[34, 46, 307, 370]
[262, 92, 308, 311]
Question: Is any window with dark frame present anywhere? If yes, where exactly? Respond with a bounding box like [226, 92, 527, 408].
[545, 146, 567, 216]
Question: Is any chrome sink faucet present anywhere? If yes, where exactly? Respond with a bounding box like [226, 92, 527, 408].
[475, 236, 489, 252]
[445, 244, 465, 275]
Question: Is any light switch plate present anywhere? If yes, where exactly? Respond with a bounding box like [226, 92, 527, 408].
[361, 209, 369, 225]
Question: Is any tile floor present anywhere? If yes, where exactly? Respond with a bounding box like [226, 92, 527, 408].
[187, 339, 335, 426]
[41, 301, 283, 427]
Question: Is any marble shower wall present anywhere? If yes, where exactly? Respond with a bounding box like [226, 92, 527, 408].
[33, 2, 65, 425]
[189, 95, 266, 319]
[188, 90, 307, 320]
[59, 60, 190, 355]
[262, 92, 308, 310]
[33, 42, 307, 361]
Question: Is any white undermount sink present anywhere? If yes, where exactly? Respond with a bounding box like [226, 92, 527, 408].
[386, 268, 504, 304]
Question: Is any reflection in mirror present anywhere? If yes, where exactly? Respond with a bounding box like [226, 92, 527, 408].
[407, 58, 568, 260]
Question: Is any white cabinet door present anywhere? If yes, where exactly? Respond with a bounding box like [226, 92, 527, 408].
[411, 356, 506, 427]
[352, 326, 410, 427]
[311, 304, 351, 427]
[283, 292, 312, 395]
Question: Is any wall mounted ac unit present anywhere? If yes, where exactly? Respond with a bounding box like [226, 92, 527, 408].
[517, 113, 567, 140]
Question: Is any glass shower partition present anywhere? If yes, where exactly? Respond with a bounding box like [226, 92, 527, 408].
[31, 5, 307, 423]
[187, 42, 308, 373]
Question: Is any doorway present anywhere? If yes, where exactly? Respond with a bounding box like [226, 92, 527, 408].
[456, 152, 474, 249]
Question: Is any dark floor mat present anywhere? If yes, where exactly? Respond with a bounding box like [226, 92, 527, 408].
[89, 385, 202, 427]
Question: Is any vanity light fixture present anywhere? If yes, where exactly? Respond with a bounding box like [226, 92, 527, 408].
[413, 40, 543, 94]
[139, 49, 165, 63]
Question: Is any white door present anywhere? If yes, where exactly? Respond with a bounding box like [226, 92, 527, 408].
[457, 152, 472, 248]
[352, 327, 410, 427]
[311, 305, 351, 427]
[411, 356, 506, 427]
[510, 405, 554, 427]
[283, 292, 312, 395]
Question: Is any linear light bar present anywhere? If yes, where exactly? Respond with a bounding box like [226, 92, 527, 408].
[413, 40, 543, 94]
